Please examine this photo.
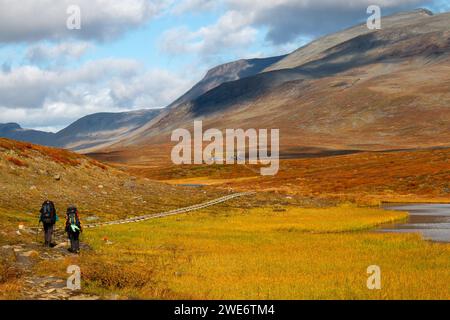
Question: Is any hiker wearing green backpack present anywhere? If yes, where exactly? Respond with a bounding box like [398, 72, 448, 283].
[65, 205, 82, 253]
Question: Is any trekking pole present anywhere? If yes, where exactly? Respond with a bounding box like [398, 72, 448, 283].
[51, 224, 56, 246]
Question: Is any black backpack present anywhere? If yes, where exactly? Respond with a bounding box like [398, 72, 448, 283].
[40, 201, 55, 224]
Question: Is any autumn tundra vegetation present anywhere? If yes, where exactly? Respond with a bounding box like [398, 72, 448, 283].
[1, 8, 450, 300]
[0, 138, 449, 299]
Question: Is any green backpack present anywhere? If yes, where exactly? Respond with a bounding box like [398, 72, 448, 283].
[67, 207, 81, 233]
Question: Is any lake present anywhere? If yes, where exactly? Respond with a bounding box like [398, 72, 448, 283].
[379, 203, 450, 243]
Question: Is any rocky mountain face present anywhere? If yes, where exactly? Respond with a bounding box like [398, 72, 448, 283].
[167, 55, 287, 109]
[101, 9, 450, 158]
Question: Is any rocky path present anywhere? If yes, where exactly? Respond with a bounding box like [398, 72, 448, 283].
[2, 241, 100, 300]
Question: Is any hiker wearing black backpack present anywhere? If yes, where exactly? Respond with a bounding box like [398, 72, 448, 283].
[39, 200, 58, 247]
[65, 205, 82, 253]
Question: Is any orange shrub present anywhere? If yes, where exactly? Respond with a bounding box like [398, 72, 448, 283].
[6, 156, 28, 167]
[90, 160, 108, 170]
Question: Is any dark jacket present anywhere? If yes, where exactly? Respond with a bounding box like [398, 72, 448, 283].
[39, 200, 57, 225]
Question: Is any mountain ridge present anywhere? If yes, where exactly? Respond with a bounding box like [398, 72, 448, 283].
[96, 9, 450, 160]
[0, 109, 161, 151]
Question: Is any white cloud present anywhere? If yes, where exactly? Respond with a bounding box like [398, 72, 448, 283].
[160, 0, 433, 62]
[171, 0, 218, 15]
[0, 59, 140, 109]
[25, 41, 92, 64]
[110, 69, 192, 109]
[0, 0, 171, 43]
[160, 10, 257, 60]
[226, 0, 434, 44]
[0, 59, 193, 129]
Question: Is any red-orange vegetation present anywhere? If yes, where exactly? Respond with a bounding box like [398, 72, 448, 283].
[5, 156, 28, 167]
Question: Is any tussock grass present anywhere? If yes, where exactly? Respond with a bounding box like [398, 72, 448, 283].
[0, 281, 22, 300]
[0, 253, 21, 285]
[46, 205, 449, 300]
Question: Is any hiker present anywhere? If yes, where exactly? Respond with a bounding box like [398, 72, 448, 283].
[39, 200, 58, 247]
[65, 205, 82, 253]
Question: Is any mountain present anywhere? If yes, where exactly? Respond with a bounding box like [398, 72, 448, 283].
[0, 109, 160, 151]
[96, 9, 450, 161]
[0, 56, 287, 151]
[3, 9, 450, 158]
[54, 109, 161, 150]
[91, 55, 289, 151]
[263, 9, 436, 72]
[167, 55, 287, 109]
[0, 123, 56, 146]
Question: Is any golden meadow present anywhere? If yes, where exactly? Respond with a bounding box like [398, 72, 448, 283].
[34, 205, 450, 300]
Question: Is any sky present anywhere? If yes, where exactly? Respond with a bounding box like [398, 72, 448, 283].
[0, 0, 449, 132]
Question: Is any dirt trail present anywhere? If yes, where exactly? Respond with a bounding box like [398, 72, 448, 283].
[4, 192, 254, 300]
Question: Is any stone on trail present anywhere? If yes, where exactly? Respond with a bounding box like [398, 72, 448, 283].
[21, 250, 39, 257]
[123, 180, 136, 190]
[54, 242, 69, 249]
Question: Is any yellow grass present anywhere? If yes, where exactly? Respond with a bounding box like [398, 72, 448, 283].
[36, 205, 449, 300]
[0, 282, 22, 300]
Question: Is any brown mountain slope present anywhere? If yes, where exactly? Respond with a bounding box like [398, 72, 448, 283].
[264, 9, 435, 72]
[0, 138, 224, 231]
[167, 55, 287, 110]
[94, 10, 450, 160]
[77, 56, 286, 153]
